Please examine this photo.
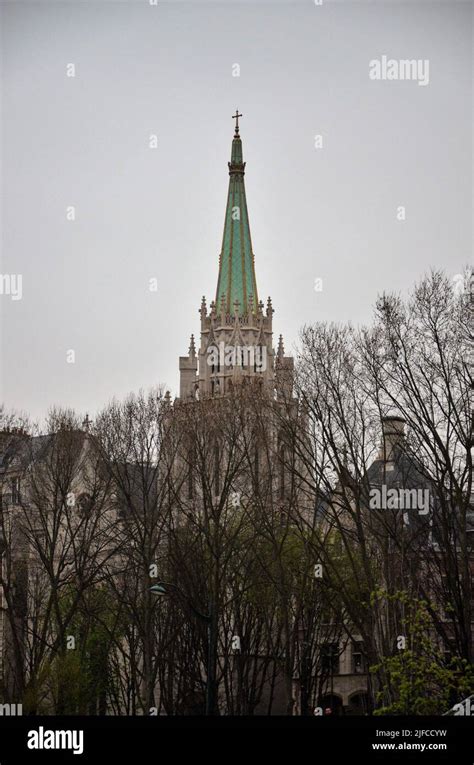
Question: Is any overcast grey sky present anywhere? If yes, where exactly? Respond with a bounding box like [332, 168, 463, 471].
[0, 0, 472, 424]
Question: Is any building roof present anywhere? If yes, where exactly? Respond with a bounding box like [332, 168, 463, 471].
[0, 431, 83, 473]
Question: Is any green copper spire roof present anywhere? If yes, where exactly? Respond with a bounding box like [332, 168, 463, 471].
[215, 111, 259, 316]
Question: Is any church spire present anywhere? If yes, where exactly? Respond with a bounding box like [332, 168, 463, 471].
[215, 111, 259, 316]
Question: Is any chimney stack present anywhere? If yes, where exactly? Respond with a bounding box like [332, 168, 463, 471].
[381, 416, 406, 461]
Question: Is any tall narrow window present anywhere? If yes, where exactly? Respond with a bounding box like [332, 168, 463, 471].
[322, 643, 339, 675]
[279, 444, 285, 500]
[187, 450, 194, 500]
[11, 477, 21, 505]
[352, 641, 365, 674]
[214, 443, 220, 496]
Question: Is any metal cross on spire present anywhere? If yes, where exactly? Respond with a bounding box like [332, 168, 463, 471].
[232, 110, 242, 135]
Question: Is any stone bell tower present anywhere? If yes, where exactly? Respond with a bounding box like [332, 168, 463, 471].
[179, 112, 293, 401]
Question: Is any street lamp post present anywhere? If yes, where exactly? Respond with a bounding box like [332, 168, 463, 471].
[150, 582, 215, 715]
